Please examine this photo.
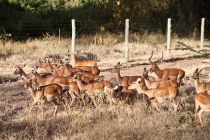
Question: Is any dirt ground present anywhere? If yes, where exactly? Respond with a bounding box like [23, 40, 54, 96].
[0, 58, 210, 122]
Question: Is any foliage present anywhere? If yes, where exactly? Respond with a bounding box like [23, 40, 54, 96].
[0, 0, 209, 40]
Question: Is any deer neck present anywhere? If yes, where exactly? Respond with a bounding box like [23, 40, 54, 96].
[154, 67, 164, 79]
[35, 72, 52, 86]
[70, 54, 76, 67]
[20, 69, 27, 77]
[115, 68, 124, 85]
[194, 78, 202, 92]
[76, 79, 88, 91]
[144, 78, 152, 88]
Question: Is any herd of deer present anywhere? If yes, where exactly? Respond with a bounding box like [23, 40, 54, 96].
[13, 51, 210, 126]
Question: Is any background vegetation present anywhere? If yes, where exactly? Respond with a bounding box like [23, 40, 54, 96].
[0, 0, 210, 40]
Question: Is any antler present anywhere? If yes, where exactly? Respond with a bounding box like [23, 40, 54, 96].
[198, 67, 210, 73]
[149, 51, 164, 64]
[155, 51, 163, 63]
[148, 51, 154, 64]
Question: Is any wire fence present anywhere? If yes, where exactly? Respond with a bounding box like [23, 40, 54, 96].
[1, 18, 210, 40]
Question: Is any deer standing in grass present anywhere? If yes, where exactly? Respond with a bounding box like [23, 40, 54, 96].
[109, 62, 145, 88]
[73, 74, 114, 107]
[128, 78, 180, 111]
[148, 51, 185, 87]
[22, 76, 68, 119]
[30, 68, 87, 108]
[194, 92, 210, 126]
[142, 67, 178, 89]
[192, 68, 210, 94]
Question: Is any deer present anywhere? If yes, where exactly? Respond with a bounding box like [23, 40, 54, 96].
[148, 51, 185, 87]
[34, 57, 57, 73]
[60, 56, 100, 75]
[128, 78, 180, 111]
[194, 92, 210, 126]
[142, 67, 178, 89]
[192, 68, 210, 94]
[30, 68, 86, 108]
[112, 85, 138, 105]
[13, 64, 51, 79]
[109, 62, 145, 88]
[73, 74, 114, 107]
[66, 51, 97, 67]
[22, 76, 68, 119]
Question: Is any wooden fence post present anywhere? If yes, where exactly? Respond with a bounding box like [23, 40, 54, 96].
[72, 19, 76, 52]
[200, 18, 205, 50]
[125, 19, 129, 61]
[167, 18, 171, 55]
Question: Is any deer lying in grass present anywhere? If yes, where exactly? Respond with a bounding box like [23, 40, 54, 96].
[194, 92, 210, 126]
[22, 76, 68, 119]
[66, 51, 97, 67]
[73, 74, 113, 107]
[192, 68, 210, 94]
[143, 67, 178, 89]
[109, 62, 145, 88]
[128, 78, 180, 111]
[60, 57, 100, 75]
[30, 68, 86, 108]
[148, 51, 185, 87]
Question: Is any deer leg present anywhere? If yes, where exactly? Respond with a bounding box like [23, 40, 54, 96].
[150, 97, 159, 111]
[171, 98, 180, 112]
[72, 89, 86, 108]
[68, 90, 76, 107]
[194, 102, 199, 124]
[198, 109, 204, 126]
[40, 100, 45, 119]
[29, 101, 36, 112]
[51, 100, 59, 118]
[90, 95, 98, 108]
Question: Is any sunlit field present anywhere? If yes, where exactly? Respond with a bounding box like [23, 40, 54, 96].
[1, 33, 210, 139]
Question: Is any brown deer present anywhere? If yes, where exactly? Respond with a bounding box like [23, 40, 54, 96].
[109, 62, 145, 88]
[128, 78, 180, 111]
[192, 68, 210, 94]
[22, 76, 68, 118]
[66, 51, 97, 67]
[143, 67, 178, 89]
[194, 92, 210, 126]
[148, 51, 185, 87]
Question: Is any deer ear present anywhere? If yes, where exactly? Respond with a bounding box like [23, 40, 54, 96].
[21, 75, 26, 80]
[137, 78, 141, 83]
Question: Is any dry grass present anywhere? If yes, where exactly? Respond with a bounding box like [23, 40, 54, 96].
[1, 33, 210, 139]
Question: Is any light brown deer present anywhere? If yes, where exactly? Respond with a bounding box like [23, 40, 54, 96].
[109, 62, 145, 88]
[30, 68, 86, 108]
[60, 57, 100, 75]
[128, 78, 180, 111]
[192, 68, 210, 94]
[13, 64, 51, 79]
[34, 57, 57, 73]
[148, 51, 185, 87]
[66, 51, 97, 67]
[143, 67, 178, 89]
[112, 85, 137, 105]
[22, 76, 67, 119]
[194, 92, 210, 126]
[73, 74, 113, 107]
